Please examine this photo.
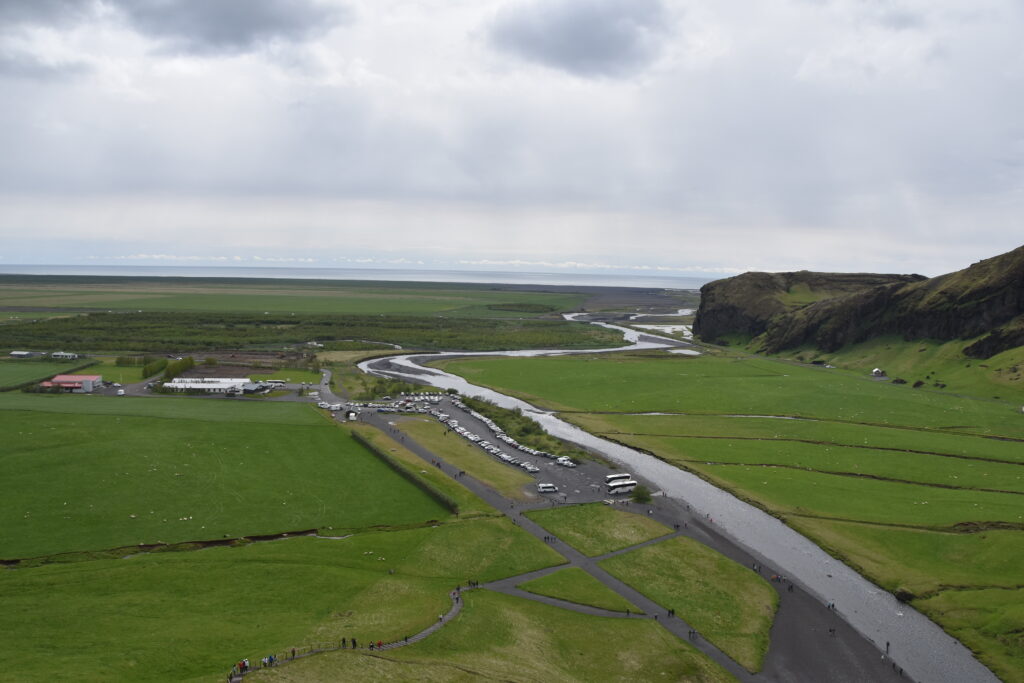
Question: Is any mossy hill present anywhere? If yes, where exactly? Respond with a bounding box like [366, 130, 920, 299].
[694, 244, 1024, 359]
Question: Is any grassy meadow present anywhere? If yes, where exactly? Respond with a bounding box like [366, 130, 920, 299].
[517, 567, 642, 613]
[439, 349, 1024, 681]
[254, 590, 733, 683]
[0, 520, 565, 682]
[525, 503, 673, 556]
[0, 359, 94, 389]
[601, 536, 778, 674]
[0, 394, 450, 559]
[0, 278, 585, 317]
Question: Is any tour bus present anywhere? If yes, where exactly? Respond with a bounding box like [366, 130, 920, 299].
[265, 379, 286, 385]
[606, 479, 638, 495]
[537, 483, 559, 493]
[605, 473, 632, 485]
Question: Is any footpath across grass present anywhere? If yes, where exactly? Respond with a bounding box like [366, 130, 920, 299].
[0, 519, 565, 682]
[525, 502, 673, 556]
[600, 536, 778, 673]
[258, 590, 734, 683]
[518, 567, 642, 613]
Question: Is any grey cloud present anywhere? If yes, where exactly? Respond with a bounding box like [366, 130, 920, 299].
[105, 0, 349, 54]
[0, 0, 93, 26]
[489, 0, 670, 77]
[0, 49, 90, 80]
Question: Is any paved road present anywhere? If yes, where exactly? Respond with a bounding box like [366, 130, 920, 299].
[357, 406, 910, 683]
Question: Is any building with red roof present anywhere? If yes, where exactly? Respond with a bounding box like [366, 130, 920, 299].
[40, 374, 104, 393]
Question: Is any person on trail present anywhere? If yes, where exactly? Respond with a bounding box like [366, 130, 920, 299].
[377, 640, 382, 649]
[342, 637, 347, 649]
[369, 642, 375, 651]
[352, 638, 357, 649]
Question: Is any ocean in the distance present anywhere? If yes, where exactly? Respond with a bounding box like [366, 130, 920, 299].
[0, 264, 711, 290]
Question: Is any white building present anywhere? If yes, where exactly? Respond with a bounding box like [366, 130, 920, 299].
[163, 377, 251, 393]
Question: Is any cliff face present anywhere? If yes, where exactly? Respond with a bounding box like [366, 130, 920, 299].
[694, 245, 1024, 359]
[692, 270, 924, 342]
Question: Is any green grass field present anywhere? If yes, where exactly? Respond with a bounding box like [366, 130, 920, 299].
[259, 590, 733, 683]
[346, 424, 496, 519]
[0, 519, 565, 682]
[525, 503, 673, 557]
[0, 395, 450, 559]
[600, 537, 778, 673]
[0, 280, 584, 317]
[916, 588, 1024, 683]
[0, 359, 93, 389]
[437, 352, 1024, 437]
[793, 335, 1024, 403]
[517, 567, 642, 613]
[439, 350, 1024, 681]
[396, 417, 536, 500]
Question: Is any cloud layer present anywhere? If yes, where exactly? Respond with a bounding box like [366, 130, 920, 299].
[0, 0, 1021, 279]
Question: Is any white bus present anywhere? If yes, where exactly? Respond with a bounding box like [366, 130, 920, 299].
[605, 473, 632, 485]
[606, 479, 638, 495]
[264, 379, 286, 385]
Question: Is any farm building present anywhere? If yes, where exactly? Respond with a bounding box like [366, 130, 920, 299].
[41, 374, 104, 393]
[9, 350, 38, 358]
[163, 377, 252, 393]
[50, 351, 80, 360]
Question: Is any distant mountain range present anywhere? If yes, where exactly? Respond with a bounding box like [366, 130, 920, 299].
[693, 244, 1024, 358]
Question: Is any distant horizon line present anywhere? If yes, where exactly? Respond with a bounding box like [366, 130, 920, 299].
[0, 263, 714, 290]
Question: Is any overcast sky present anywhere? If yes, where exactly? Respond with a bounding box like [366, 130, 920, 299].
[0, 0, 1021, 280]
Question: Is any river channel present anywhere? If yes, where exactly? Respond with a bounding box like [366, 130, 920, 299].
[358, 318, 999, 683]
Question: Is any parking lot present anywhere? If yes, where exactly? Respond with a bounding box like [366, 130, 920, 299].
[352, 392, 642, 506]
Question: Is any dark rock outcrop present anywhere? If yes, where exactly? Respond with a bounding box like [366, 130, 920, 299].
[694, 245, 1024, 359]
[693, 270, 923, 342]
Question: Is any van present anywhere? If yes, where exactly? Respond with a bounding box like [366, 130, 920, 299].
[116, 389, 125, 396]
[537, 483, 558, 493]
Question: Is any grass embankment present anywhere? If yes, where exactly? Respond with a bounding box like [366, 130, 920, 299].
[0, 519, 566, 682]
[347, 423, 496, 519]
[0, 395, 450, 559]
[601, 537, 778, 673]
[525, 503, 672, 556]
[439, 350, 1024, 681]
[517, 567, 642, 614]
[253, 591, 733, 683]
[395, 417, 535, 500]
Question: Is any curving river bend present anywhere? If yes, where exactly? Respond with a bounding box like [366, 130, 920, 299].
[359, 318, 998, 683]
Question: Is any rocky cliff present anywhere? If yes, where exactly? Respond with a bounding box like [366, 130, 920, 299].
[694, 245, 1024, 359]
[693, 271, 924, 341]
